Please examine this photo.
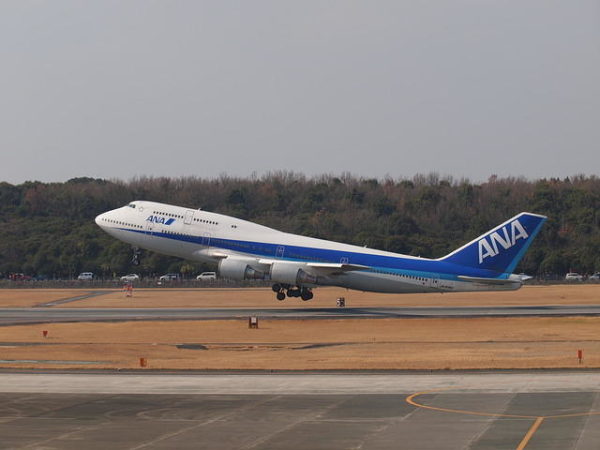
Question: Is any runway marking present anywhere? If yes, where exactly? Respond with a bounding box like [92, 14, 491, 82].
[406, 388, 600, 449]
[516, 417, 544, 450]
[406, 389, 534, 419]
[127, 394, 280, 450]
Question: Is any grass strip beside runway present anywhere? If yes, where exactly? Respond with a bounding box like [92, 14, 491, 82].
[0, 317, 599, 370]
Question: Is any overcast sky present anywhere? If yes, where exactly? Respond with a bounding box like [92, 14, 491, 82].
[1, 1, 598, 184]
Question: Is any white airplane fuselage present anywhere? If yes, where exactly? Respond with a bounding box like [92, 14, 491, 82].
[96, 201, 547, 299]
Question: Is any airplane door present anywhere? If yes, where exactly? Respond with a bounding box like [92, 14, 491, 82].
[276, 246, 285, 258]
[184, 210, 195, 225]
[202, 233, 211, 248]
[145, 220, 154, 237]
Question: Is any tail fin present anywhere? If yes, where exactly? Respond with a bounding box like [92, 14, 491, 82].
[440, 212, 547, 274]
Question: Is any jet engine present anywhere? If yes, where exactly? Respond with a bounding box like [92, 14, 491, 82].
[270, 262, 318, 286]
[218, 258, 266, 281]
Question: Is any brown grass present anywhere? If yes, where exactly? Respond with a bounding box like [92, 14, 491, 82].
[1, 317, 599, 370]
[0, 284, 592, 309]
[1, 285, 598, 370]
[0, 290, 93, 307]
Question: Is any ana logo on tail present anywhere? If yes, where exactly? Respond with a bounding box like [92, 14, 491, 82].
[478, 219, 529, 264]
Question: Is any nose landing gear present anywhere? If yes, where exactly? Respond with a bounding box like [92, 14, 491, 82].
[271, 284, 313, 301]
[131, 247, 142, 266]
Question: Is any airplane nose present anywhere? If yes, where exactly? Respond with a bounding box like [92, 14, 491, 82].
[95, 213, 105, 227]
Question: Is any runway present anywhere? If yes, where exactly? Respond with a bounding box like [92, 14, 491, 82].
[2, 295, 600, 447]
[2, 304, 600, 325]
[1, 372, 600, 449]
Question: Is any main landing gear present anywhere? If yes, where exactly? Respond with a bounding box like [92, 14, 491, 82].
[272, 283, 314, 301]
[131, 247, 142, 266]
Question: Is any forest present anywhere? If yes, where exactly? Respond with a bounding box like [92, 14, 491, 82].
[0, 173, 599, 279]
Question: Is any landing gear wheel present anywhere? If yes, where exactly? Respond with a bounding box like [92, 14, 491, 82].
[272, 283, 282, 293]
[276, 292, 286, 301]
[300, 289, 313, 301]
[287, 288, 301, 298]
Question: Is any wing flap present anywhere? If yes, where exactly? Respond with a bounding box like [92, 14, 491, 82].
[256, 259, 369, 276]
[307, 262, 370, 271]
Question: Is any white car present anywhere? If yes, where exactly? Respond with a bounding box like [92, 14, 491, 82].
[565, 273, 583, 281]
[77, 272, 94, 281]
[120, 274, 140, 282]
[589, 273, 600, 281]
[196, 272, 217, 281]
[159, 273, 180, 281]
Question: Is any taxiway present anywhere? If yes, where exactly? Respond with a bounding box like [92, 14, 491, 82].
[0, 372, 599, 449]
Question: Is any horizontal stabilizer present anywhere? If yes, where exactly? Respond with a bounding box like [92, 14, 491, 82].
[457, 275, 521, 285]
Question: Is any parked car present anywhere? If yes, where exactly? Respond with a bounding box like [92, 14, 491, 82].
[565, 272, 583, 281]
[159, 273, 180, 281]
[77, 272, 94, 281]
[120, 274, 140, 282]
[196, 272, 217, 281]
[32, 274, 49, 281]
[589, 272, 600, 281]
[9, 273, 32, 281]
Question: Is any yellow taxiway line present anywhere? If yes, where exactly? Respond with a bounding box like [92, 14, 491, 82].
[406, 388, 600, 449]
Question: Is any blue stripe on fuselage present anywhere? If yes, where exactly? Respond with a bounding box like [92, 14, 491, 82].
[118, 227, 503, 281]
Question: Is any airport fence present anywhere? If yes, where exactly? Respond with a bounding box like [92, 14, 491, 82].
[0, 279, 273, 289]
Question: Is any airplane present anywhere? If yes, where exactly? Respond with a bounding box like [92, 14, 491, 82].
[95, 201, 547, 301]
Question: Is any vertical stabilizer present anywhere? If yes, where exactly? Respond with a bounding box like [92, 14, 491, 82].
[440, 213, 547, 274]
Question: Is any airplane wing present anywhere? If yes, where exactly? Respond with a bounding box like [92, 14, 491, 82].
[306, 262, 370, 275]
[205, 248, 371, 278]
[256, 259, 369, 275]
[206, 251, 229, 259]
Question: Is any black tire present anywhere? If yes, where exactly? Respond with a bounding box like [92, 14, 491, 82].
[301, 290, 313, 301]
[276, 292, 286, 301]
[272, 283, 281, 293]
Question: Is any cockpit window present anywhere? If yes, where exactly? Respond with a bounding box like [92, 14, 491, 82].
[128, 203, 136, 209]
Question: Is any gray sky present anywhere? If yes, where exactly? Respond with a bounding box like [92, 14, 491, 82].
[1, 1, 599, 184]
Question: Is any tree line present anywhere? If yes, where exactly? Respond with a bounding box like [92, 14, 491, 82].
[0, 173, 598, 279]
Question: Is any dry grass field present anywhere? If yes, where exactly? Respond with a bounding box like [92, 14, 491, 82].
[1, 284, 599, 309]
[0, 284, 598, 370]
[0, 317, 599, 370]
[0, 289, 91, 308]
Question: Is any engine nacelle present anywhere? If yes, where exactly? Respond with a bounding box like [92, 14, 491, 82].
[218, 258, 266, 281]
[270, 262, 318, 286]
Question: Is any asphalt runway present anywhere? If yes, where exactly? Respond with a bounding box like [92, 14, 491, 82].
[1, 372, 600, 449]
[2, 304, 600, 325]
